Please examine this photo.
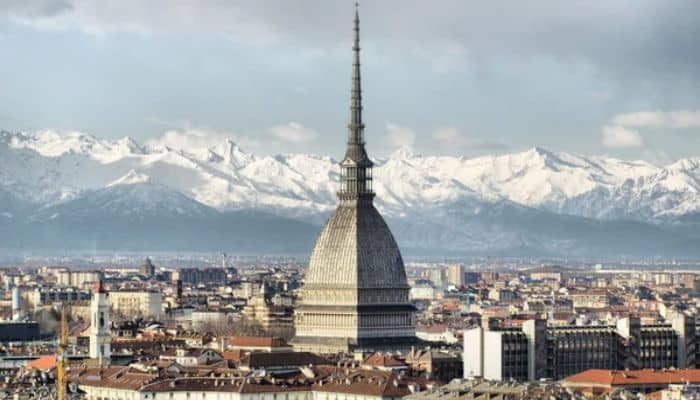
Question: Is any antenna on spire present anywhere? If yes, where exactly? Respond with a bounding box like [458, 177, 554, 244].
[349, 1, 363, 145]
[338, 1, 374, 201]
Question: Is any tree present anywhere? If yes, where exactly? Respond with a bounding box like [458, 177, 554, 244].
[198, 315, 266, 337]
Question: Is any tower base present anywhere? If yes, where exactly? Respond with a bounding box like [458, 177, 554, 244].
[290, 335, 423, 354]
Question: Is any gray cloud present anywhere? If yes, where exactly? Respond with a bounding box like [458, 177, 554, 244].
[5, 0, 699, 85]
[2, 0, 700, 161]
[1, 0, 72, 18]
[432, 127, 509, 154]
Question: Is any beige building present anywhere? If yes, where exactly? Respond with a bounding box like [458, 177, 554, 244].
[529, 268, 564, 282]
[244, 284, 293, 336]
[23, 287, 91, 309]
[569, 289, 610, 309]
[447, 264, 464, 286]
[109, 291, 163, 319]
[56, 269, 103, 289]
[69, 365, 412, 400]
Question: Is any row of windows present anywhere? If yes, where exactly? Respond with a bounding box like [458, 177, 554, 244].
[359, 314, 413, 327]
[340, 167, 372, 193]
[98, 390, 374, 400]
[552, 340, 616, 350]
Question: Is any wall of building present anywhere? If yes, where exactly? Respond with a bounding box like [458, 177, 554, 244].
[56, 270, 103, 289]
[463, 327, 483, 378]
[463, 316, 700, 382]
[482, 331, 503, 381]
[79, 385, 391, 400]
[109, 291, 163, 319]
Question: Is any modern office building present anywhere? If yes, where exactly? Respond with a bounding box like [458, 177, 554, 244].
[464, 313, 698, 381]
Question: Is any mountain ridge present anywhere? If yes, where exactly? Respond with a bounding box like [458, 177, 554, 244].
[3, 129, 700, 256]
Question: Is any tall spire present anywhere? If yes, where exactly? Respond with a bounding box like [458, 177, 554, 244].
[349, 2, 363, 146]
[340, 3, 374, 200]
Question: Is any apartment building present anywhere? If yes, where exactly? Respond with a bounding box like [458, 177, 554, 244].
[463, 313, 698, 381]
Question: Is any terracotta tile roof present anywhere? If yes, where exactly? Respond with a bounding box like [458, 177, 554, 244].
[71, 365, 411, 397]
[312, 367, 411, 397]
[563, 369, 700, 387]
[240, 352, 332, 368]
[363, 353, 406, 368]
[26, 355, 57, 370]
[67, 367, 159, 390]
[441, 302, 461, 312]
[141, 377, 248, 393]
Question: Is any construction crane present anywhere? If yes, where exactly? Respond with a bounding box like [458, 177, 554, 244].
[56, 303, 68, 400]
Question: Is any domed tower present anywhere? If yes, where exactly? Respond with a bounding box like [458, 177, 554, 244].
[141, 257, 155, 278]
[291, 5, 416, 353]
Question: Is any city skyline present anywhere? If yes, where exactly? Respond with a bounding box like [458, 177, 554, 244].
[3, 2, 700, 258]
[2, 1, 700, 162]
[1, 3, 700, 398]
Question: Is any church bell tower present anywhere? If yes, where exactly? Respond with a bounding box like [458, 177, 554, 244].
[89, 279, 111, 365]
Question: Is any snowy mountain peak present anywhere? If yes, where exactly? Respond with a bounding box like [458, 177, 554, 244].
[214, 139, 252, 167]
[526, 146, 552, 157]
[107, 170, 151, 187]
[669, 157, 700, 172]
[3, 129, 700, 224]
[1, 129, 143, 161]
[115, 136, 145, 154]
[5, 129, 700, 256]
[389, 146, 416, 160]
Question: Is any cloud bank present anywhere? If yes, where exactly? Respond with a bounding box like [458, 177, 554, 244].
[612, 110, 700, 129]
[3, 0, 699, 83]
[268, 122, 317, 143]
[601, 125, 644, 149]
[384, 123, 416, 149]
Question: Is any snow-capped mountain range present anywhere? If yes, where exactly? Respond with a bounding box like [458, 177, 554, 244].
[2, 129, 700, 256]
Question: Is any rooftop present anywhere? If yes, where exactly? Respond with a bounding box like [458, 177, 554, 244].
[562, 369, 700, 388]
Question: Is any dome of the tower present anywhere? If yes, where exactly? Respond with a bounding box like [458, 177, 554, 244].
[304, 203, 409, 290]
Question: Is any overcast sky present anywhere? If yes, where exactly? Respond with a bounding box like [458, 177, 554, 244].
[1, 0, 700, 162]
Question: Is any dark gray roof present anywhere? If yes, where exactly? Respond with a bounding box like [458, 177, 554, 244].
[304, 202, 408, 290]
